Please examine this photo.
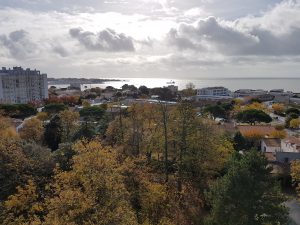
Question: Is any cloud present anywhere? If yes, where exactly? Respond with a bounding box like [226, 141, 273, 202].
[52, 45, 69, 57]
[0, 30, 38, 59]
[167, 2, 300, 56]
[69, 27, 135, 52]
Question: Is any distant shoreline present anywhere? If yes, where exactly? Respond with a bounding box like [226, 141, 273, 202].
[48, 78, 124, 85]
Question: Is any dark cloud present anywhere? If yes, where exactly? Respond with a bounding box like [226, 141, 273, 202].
[52, 45, 69, 57]
[0, 30, 37, 59]
[167, 16, 300, 56]
[69, 27, 135, 52]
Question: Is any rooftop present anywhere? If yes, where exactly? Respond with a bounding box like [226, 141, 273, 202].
[262, 138, 281, 147]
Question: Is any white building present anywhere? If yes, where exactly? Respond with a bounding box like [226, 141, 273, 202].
[195, 86, 232, 100]
[233, 89, 268, 98]
[0, 67, 48, 103]
[197, 86, 231, 96]
[261, 138, 281, 153]
[261, 137, 300, 163]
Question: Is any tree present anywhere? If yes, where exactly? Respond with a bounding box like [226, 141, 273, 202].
[0, 180, 43, 224]
[44, 115, 62, 151]
[205, 151, 288, 225]
[233, 132, 253, 151]
[291, 160, 300, 198]
[139, 85, 150, 95]
[59, 110, 79, 142]
[36, 112, 49, 121]
[289, 118, 300, 129]
[0, 104, 37, 119]
[79, 106, 105, 121]
[82, 99, 91, 108]
[0, 139, 54, 201]
[236, 109, 272, 125]
[270, 130, 287, 139]
[0, 116, 18, 138]
[205, 105, 227, 120]
[19, 118, 44, 143]
[272, 103, 285, 115]
[43, 103, 67, 114]
[285, 113, 299, 128]
[286, 107, 300, 116]
[181, 82, 196, 97]
[43, 140, 138, 225]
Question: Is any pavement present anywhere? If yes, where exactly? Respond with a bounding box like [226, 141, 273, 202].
[286, 199, 300, 225]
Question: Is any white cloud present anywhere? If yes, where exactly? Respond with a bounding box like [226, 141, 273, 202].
[0, 0, 299, 78]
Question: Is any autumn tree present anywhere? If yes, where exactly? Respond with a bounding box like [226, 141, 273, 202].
[0, 180, 43, 224]
[0, 139, 54, 201]
[43, 140, 138, 225]
[36, 111, 49, 121]
[205, 151, 288, 225]
[290, 118, 300, 129]
[272, 103, 285, 115]
[291, 160, 300, 198]
[0, 116, 18, 138]
[19, 117, 44, 143]
[59, 110, 79, 142]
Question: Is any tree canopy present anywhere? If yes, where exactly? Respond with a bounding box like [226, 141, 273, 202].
[205, 150, 288, 225]
[236, 109, 272, 124]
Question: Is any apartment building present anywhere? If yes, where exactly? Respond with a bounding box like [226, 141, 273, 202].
[0, 67, 48, 103]
[197, 86, 231, 96]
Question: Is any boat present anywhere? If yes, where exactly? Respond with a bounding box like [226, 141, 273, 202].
[166, 80, 175, 84]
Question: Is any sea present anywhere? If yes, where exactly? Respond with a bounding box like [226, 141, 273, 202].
[49, 77, 300, 93]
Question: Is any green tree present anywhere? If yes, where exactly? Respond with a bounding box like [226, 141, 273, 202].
[43, 103, 67, 114]
[205, 150, 288, 225]
[0, 104, 36, 119]
[44, 115, 62, 151]
[286, 107, 300, 116]
[236, 109, 272, 125]
[79, 106, 105, 121]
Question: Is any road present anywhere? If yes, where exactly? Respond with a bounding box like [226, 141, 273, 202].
[286, 199, 300, 225]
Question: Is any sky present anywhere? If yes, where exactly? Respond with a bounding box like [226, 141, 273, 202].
[0, 0, 300, 78]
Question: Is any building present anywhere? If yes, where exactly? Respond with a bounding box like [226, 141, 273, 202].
[269, 89, 293, 104]
[261, 138, 281, 153]
[195, 86, 232, 101]
[233, 89, 267, 98]
[0, 67, 48, 103]
[197, 86, 231, 96]
[261, 136, 300, 164]
[281, 136, 300, 153]
[164, 85, 178, 95]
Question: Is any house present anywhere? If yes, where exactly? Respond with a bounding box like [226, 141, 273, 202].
[261, 136, 300, 164]
[261, 138, 281, 153]
[281, 136, 300, 152]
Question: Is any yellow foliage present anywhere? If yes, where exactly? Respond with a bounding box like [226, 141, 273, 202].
[44, 140, 138, 225]
[2, 180, 43, 224]
[270, 130, 287, 139]
[291, 160, 300, 198]
[82, 100, 91, 108]
[242, 130, 265, 139]
[0, 116, 18, 138]
[290, 118, 300, 129]
[59, 110, 79, 142]
[19, 118, 44, 143]
[272, 103, 285, 114]
[244, 102, 267, 112]
[36, 112, 49, 121]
